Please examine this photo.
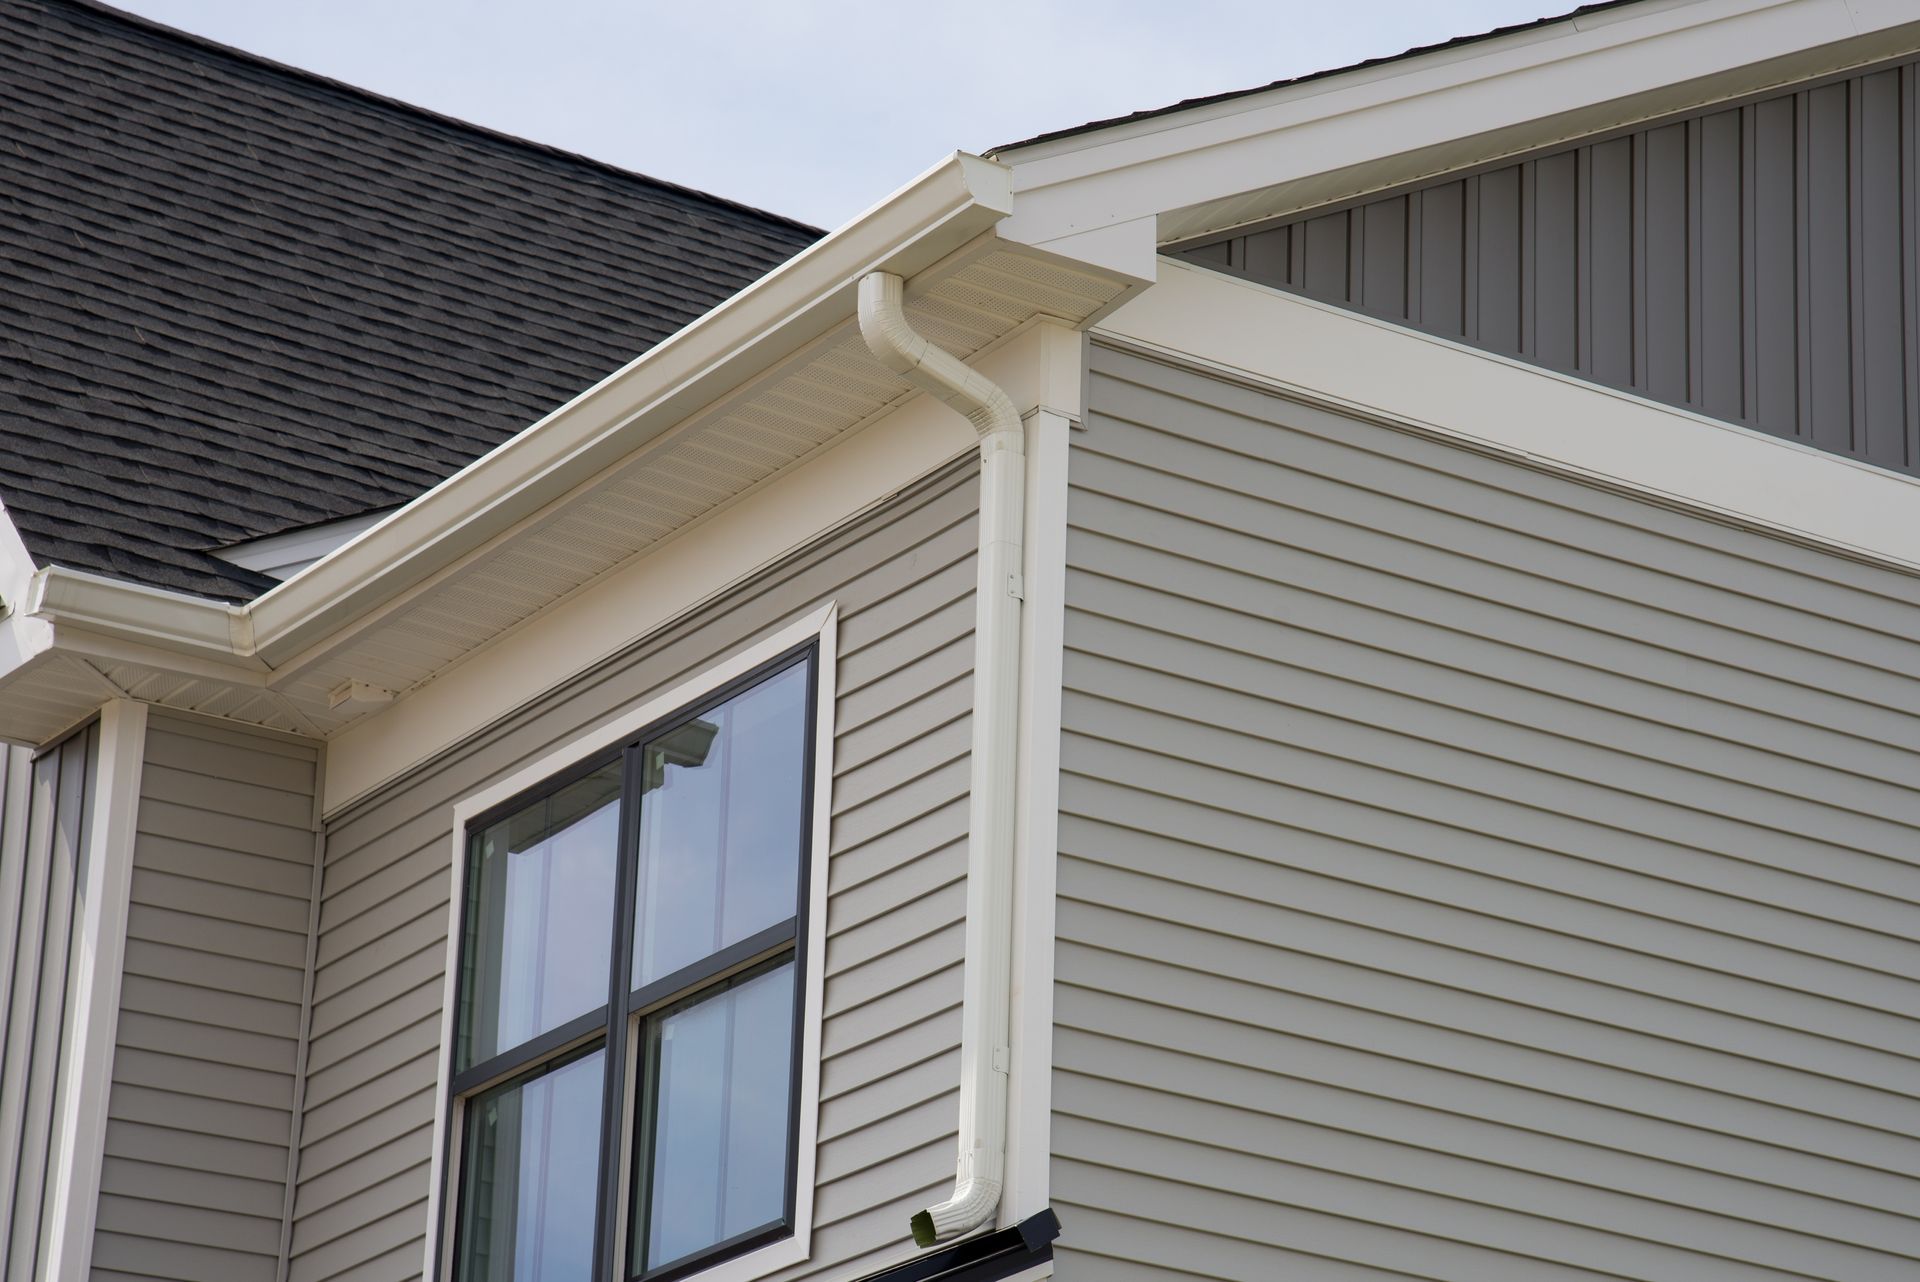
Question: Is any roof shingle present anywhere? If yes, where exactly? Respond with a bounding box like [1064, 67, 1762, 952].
[0, 0, 820, 599]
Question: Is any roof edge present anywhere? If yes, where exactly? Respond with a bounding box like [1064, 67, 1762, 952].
[990, 1, 1639, 156]
[993, 0, 1920, 251]
[7, 151, 1013, 684]
[51, 0, 821, 235]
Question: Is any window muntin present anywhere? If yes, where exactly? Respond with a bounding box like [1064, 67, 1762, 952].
[446, 648, 816, 1282]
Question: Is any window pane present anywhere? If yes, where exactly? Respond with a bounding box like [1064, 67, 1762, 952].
[456, 1048, 605, 1282]
[460, 764, 621, 1069]
[632, 660, 807, 988]
[634, 960, 796, 1274]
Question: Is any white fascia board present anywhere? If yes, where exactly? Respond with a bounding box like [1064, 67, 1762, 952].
[1101, 259, 1920, 575]
[995, 0, 1920, 249]
[0, 152, 1012, 700]
[246, 152, 1011, 668]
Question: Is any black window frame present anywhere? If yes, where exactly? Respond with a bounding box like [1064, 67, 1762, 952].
[439, 641, 820, 1282]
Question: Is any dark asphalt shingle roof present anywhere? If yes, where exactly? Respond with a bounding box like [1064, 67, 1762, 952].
[0, 0, 820, 600]
[991, 1, 1642, 155]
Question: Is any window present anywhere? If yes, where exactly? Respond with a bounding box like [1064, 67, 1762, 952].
[440, 643, 820, 1282]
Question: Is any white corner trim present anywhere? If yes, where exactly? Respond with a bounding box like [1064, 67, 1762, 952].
[41, 699, 148, 1282]
[1003, 406, 1073, 1224]
[1099, 259, 1920, 576]
[422, 604, 838, 1282]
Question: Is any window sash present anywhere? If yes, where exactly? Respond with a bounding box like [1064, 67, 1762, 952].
[442, 644, 818, 1282]
[626, 953, 802, 1282]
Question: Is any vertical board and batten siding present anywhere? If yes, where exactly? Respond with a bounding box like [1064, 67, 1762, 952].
[90, 713, 322, 1282]
[1051, 340, 1920, 1280]
[0, 728, 96, 1280]
[287, 463, 977, 1282]
[1175, 57, 1920, 477]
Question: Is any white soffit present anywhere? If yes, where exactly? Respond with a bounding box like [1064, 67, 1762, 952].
[0, 153, 1131, 747]
[261, 241, 1122, 730]
[993, 0, 1920, 253]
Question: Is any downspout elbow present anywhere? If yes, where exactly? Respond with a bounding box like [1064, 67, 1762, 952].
[858, 273, 1022, 446]
[910, 1169, 1002, 1249]
[859, 271, 1024, 1248]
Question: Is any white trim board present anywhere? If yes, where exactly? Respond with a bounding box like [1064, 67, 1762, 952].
[996, 0, 1920, 254]
[1003, 405, 1073, 1225]
[40, 699, 147, 1282]
[1097, 258, 1920, 578]
[423, 604, 837, 1282]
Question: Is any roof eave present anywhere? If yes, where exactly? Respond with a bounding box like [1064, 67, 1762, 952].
[245, 151, 1011, 668]
[992, 0, 1920, 252]
[0, 152, 1080, 745]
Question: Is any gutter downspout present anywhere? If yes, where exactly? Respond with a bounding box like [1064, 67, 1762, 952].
[858, 271, 1024, 1247]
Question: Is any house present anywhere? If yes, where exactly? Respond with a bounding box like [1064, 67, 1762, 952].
[3, 0, 1920, 1277]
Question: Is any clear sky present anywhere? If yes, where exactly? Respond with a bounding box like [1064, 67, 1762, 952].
[112, 0, 1570, 230]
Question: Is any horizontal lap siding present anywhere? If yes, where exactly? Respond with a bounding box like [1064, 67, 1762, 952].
[289, 464, 975, 1282]
[0, 728, 95, 1280]
[1051, 341, 1920, 1280]
[94, 715, 321, 1282]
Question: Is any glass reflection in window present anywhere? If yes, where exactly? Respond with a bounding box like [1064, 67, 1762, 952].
[632, 662, 807, 988]
[459, 763, 621, 1070]
[456, 1048, 605, 1282]
[633, 960, 796, 1274]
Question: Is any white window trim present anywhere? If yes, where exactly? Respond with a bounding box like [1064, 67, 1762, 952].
[422, 601, 838, 1282]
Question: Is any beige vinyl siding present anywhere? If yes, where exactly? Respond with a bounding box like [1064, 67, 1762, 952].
[288, 462, 976, 1282]
[92, 714, 321, 1282]
[1052, 340, 1920, 1280]
[0, 727, 97, 1280]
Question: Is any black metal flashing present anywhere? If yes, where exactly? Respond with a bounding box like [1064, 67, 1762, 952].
[991, 1, 1645, 155]
[0, 0, 820, 600]
[858, 1210, 1061, 1282]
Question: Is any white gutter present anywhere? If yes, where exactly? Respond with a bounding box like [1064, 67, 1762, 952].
[6, 154, 1012, 681]
[24, 566, 259, 665]
[857, 271, 1023, 1247]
